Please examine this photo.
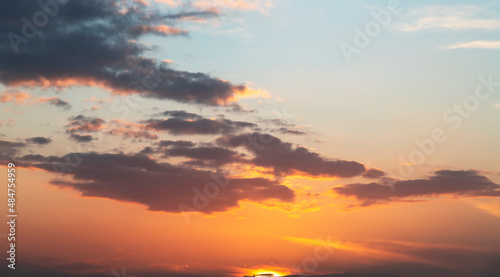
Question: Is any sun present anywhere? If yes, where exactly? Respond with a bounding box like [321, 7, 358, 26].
[244, 268, 289, 277]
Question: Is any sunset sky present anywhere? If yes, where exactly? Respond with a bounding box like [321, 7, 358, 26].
[1, 1, 500, 277]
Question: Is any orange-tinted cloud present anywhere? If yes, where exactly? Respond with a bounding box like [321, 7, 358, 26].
[193, 0, 277, 14]
[66, 115, 106, 133]
[19, 152, 295, 214]
[37, 96, 71, 110]
[107, 119, 158, 140]
[0, 118, 16, 127]
[0, 1, 259, 107]
[129, 25, 188, 36]
[0, 89, 31, 104]
[0, 89, 71, 109]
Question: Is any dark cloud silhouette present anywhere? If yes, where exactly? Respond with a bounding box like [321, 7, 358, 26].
[2, 258, 500, 277]
[139, 146, 155, 154]
[0, 140, 27, 148]
[21, 154, 56, 162]
[334, 170, 500, 206]
[140, 140, 196, 155]
[261, 118, 294, 127]
[38, 97, 71, 110]
[0, 261, 210, 277]
[272, 127, 306, 135]
[159, 110, 202, 119]
[0, 139, 26, 161]
[217, 132, 366, 178]
[363, 168, 386, 179]
[159, 140, 196, 148]
[69, 134, 93, 143]
[47, 97, 71, 109]
[128, 24, 188, 37]
[225, 103, 255, 113]
[106, 120, 158, 141]
[107, 127, 158, 140]
[285, 273, 398, 277]
[21, 152, 295, 213]
[141, 139, 199, 156]
[66, 115, 105, 133]
[145, 112, 256, 135]
[166, 146, 241, 166]
[26, 136, 52, 145]
[0, 0, 256, 106]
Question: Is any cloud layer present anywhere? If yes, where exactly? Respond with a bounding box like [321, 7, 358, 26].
[145, 110, 257, 135]
[21, 152, 295, 213]
[217, 132, 366, 178]
[334, 170, 500, 206]
[396, 5, 500, 32]
[0, 0, 261, 106]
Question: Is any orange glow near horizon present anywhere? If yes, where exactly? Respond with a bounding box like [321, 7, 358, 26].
[244, 268, 291, 277]
[1, 1, 500, 276]
[1, 161, 500, 276]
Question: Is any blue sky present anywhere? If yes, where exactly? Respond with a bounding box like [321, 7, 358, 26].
[1, 0, 499, 191]
[1, 1, 500, 276]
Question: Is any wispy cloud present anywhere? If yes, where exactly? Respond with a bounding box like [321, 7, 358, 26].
[0, 89, 71, 109]
[192, 0, 277, 14]
[445, 40, 500, 49]
[37, 96, 72, 110]
[467, 199, 500, 218]
[396, 5, 500, 32]
[0, 89, 31, 104]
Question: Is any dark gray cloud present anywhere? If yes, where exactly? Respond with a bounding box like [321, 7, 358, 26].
[0, 140, 26, 148]
[363, 168, 386, 179]
[259, 117, 308, 135]
[21, 154, 56, 162]
[334, 170, 500, 206]
[0, 139, 26, 161]
[139, 138, 243, 166]
[43, 97, 71, 110]
[145, 111, 256, 135]
[166, 146, 242, 166]
[20, 152, 295, 213]
[0, 0, 252, 106]
[139, 146, 155, 154]
[66, 115, 105, 133]
[272, 127, 306, 135]
[261, 118, 294, 127]
[26, 136, 52, 145]
[217, 132, 366, 178]
[69, 134, 93, 143]
[140, 140, 196, 155]
[159, 110, 202, 119]
[159, 139, 196, 148]
[106, 120, 158, 141]
[224, 103, 255, 113]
